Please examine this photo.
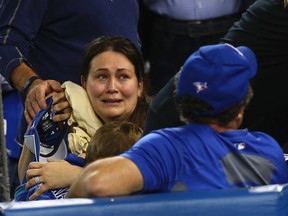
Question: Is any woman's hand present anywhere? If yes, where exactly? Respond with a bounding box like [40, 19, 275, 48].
[25, 159, 83, 200]
[50, 91, 72, 122]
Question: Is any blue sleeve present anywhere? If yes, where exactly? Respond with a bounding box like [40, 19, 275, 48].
[64, 153, 85, 167]
[3, 90, 23, 159]
[121, 131, 183, 192]
[0, 0, 48, 84]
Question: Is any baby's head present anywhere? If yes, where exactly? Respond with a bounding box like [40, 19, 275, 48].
[85, 121, 143, 164]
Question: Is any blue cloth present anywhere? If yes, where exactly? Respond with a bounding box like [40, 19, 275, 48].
[2, 90, 23, 198]
[14, 153, 85, 201]
[3, 90, 23, 159]
[143, 0, 251, 20]
[122, 123, 288, 192]
[24, 96, 69, 162]
[0, 0, 140, 85]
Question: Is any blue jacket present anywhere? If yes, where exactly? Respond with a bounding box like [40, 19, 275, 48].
[0, 0, 140, 85]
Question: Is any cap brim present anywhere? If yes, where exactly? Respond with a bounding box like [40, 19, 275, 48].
[39, 139, 68, 162]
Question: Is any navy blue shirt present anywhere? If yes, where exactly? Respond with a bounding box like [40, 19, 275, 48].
[0, 0, 140, 85]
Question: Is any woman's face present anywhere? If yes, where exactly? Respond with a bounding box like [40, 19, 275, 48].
[82, 51, 143, 123]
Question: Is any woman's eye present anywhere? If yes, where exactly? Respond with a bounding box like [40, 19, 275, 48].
[119, 74, 129, 79]
[97, 74, 107, 80]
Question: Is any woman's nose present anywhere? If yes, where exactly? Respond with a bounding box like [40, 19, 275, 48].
[107, 79, 118, 93]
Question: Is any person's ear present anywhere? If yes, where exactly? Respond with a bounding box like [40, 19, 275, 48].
[137, 81, 143, 98]
[235, 107, 245, 128]
[81, 75, 86, 90]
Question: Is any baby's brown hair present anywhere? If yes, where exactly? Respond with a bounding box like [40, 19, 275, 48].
[85, 121, 143, 164]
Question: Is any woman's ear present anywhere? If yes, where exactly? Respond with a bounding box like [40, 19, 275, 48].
[137, 81, 143, 98]
[81, 75, 86, 89]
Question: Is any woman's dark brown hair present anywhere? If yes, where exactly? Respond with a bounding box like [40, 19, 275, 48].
[81, 36, 150, 128]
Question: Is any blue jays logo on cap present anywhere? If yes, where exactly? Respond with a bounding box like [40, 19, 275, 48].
[193, 82, 208, 93]
[177, 43, 257, 115]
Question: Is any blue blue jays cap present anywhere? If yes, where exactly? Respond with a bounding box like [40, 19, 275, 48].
[24, 96, 69, 162]
[177, 43, 257, 115]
